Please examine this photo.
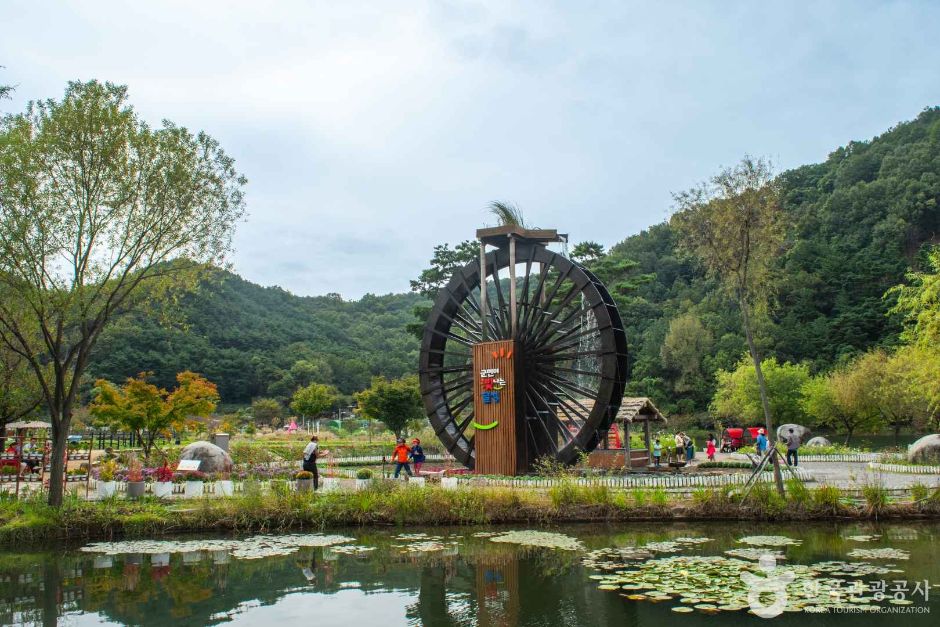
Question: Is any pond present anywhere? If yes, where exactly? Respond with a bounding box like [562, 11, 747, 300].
[2, 521, 938, 626]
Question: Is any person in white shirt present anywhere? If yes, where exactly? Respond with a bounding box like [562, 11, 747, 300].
[302, 435, 329, 490]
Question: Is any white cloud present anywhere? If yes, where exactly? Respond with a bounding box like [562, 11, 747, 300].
[2, 0, 939, 297]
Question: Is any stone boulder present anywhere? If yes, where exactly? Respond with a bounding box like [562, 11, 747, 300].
[179, 441, 233, 474]
[806, 436, 831, 447]
[776, 424, 812, 445]
[907, 434, 940, 464]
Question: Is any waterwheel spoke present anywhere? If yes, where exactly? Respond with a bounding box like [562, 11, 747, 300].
[420, 364, 472, 375]
[523, 388, 566, 451]
[488, 257, 511, 338]
[517, 256, 552, 337]
[539, 373, 601, 410]
[456, 271, 501, 339]
[526, 283, 585, 348]
[521, 264, 572, 344]
[528, 376, 586, 435]
[523, 270, 578, 345]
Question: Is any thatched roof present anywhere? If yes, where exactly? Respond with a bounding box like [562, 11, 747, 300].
[568, 397, 666, 424]
[616, 398, 666, 424]
[5, 420, 51, 430]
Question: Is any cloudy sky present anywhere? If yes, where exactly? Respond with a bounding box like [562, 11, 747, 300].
[2, 1, 939, 298]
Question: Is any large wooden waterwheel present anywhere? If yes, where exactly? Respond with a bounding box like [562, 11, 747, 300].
[418, 226, 628, 473]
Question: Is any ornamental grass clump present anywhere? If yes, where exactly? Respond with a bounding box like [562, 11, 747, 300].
[862, 483, 890, 517]
[810, 485, 845, 515]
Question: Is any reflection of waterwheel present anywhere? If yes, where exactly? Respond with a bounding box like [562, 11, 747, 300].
[418, 230, 628, 471]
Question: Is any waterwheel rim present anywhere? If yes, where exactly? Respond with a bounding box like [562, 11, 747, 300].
[419, 241, 628, 470]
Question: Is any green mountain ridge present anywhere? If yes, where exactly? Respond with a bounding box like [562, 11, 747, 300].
[91, 270, 423, 403]
[89, 108, 940, 414]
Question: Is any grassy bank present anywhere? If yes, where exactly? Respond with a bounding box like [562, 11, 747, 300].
[2, 481, 939, 546]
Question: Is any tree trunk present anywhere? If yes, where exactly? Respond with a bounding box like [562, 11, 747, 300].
[740, 302, 785, 497]
[844, 428, 853, 446]
[47, 410, 71, 507]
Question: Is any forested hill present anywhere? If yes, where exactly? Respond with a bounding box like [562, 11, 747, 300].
[90, 270, 422, 403]
[612, 107, 940, 415]
[89, 108, 939, 413]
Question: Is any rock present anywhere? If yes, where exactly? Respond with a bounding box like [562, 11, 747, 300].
[776, 424, 812, 445]
[907, 434, 940, 464]
[179, 441, 233, 474]
[806, 436, 831, 447]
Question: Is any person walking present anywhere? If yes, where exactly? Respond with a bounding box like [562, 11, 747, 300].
[684, 433, 695, 463]
[652, 438, 662, 468]
[784, 428, 801, 467]
[302, 435, 329, 490]
[706, 434, 717, 461]
[410, 438, 425, 475]
[755, 428, 768, 456]
[392, 438, 413, 479]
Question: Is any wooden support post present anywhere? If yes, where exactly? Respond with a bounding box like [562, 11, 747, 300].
[644, 418, 651, 454]
[479, 241, 488, 341]
[623, 419, 631, 471]
[509, 235, 518, 337]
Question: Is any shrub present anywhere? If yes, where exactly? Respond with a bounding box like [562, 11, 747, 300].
[910, 483, 930, 502]
[154, 465, 173, 482]
[98, 460, 117, 482]
[186, 471, 207, 482]
[749, 483, 786, 516]
[649, 488, 669, 507]
[295, 470, 314, 480]
[785, 478, 811, 507]
[862, 483, 889, 515]
[631, 488, 648, 508]
[127, 456, 143, 483]
[356, 468, 373, 480]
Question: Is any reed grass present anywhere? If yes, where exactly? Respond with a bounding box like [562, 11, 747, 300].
[1, 483, 934, 546]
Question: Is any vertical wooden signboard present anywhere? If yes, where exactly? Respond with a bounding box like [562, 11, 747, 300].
[472, 339, 520, 476]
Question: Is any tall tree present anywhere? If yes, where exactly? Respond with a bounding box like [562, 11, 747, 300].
[250, 397, 282, 426]
[408, 240, 478, 338]
[800, 366, 884, 444]
[290, 382, 338, 422]
[0, 80, 245, 505]
[89, 371, 218, 458]
[354, 375, 423, 438]
[889, 247, 940, 347]
[712, 355, 811, 428]
[660, 312, 713, 394]
[671, 156, 787, 494]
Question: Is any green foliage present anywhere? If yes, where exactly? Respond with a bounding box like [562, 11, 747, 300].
[712, 356, 811, 426]
[0, 80, 246, 506]
[290, 383, 338, 418]
[354, 376, 423, 437]
[596, 109, 940, 415]
[0, 345, 43, 433]
[800, 364, 884, 443]
[889, 247, 940, 346]
[92, 269, 422, 402]
[249, 398, 282, 426]
[90, 371, 219, 458]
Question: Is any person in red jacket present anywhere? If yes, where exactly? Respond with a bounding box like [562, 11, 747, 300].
[392, 438, 413, 478]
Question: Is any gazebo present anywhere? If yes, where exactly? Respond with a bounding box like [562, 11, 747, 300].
[586, 397, 667, 469]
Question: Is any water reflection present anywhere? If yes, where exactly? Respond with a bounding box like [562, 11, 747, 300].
[1, 522, 938, 626]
